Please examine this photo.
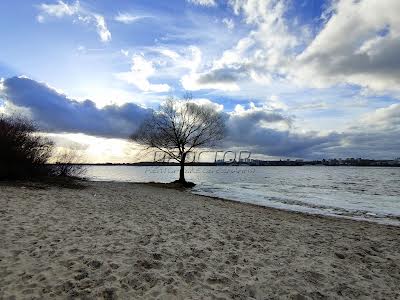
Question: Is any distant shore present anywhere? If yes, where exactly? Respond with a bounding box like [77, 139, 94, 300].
[1, 181, 399, 299]
[51, 160, 400, 167]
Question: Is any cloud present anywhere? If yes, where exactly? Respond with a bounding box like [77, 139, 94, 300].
[358, 103, 400, 131]
[181, 69, 240, 91]
[180, 45, 242, 91]
[230, 102, 292, 130]
[190, 98, 224, 112]
[187, 0, 217, 7]
[293, 0, 400, 92]
[325, 104, 400, 158]
[1, 76, 312, 158]
[180, 0, 400, 97]
[120, 49, 130, 57]
[37, 0, 111, 42]
[263, 95, 288, 111]
[223, 101, 400, 159]
[224, 102, 340, 157]
[181, 0, 297, 91]
[2, 77, 399, 159]
[93, 14, 111, 43]
[222, 18, 234, 30]
[157, 49, 181, 61]
[2, 76, 308, 157]
[114, 12, 146, 24]
[1, 77, 151, 138]
[37, 0, 79, 19]
[225, 0, 298, 70]
[115, 55, 171, 93]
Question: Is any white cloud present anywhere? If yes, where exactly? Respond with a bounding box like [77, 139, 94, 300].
[121, 49, 129, 57]
[190, 98, 224, 112]
[181, 0, 400, 96]
[158, 49, 181, 61]
[73, 87, 138, 107]
[293, 0, 400, 92]
[37, 0, 111, 42]
[114, 12, 146, 24]
[180, 43, 242, 91]
[187, 0, 217, 7]
[226, 0, 298, 69]
[180, 46, 242, 91]
[38, 0, 79, 18]
[181, 0, 298, 91]
[264, 95, 288, 111]
[116, 46, 208, 93]
[359, 104, 400, 130]
[93, 14, 111, 42]
[222, 18, 234, 30]
[115, 55, 171, 93]
[229, 101, 292, 132]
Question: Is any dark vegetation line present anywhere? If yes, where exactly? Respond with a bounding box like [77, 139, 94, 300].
[0, 115, 84, 181]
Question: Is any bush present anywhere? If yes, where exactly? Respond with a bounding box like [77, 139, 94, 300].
[0, 115, 54, 180]
[52, 149, 86, 178]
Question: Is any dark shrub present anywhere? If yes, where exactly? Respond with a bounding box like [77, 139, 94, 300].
[52, 150, 86, 178]
[0, 115, 54, 180]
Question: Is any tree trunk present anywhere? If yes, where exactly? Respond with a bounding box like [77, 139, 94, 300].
[179, 152, 187, 183]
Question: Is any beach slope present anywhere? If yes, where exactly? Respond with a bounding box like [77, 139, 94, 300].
[0, 181, 399, 299]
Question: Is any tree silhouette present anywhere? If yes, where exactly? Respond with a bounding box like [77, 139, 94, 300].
[131, 96, 226, 184]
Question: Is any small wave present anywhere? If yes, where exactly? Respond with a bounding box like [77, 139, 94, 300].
[192, 184, 400, 226]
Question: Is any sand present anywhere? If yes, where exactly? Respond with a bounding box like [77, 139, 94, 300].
[0, 181, 399, 299]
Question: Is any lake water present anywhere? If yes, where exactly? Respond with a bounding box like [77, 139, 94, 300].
[86, 165, 400, 226]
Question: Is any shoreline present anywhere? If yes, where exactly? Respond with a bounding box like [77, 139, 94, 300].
[1, 180, 399, 299]
[97, 179, 400, 228]
[190, 190, 400, 228]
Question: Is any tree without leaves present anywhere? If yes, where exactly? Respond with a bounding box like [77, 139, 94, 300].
[130, 97, 226, 184]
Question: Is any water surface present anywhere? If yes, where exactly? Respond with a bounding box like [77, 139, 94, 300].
[86, 165, 400, 225]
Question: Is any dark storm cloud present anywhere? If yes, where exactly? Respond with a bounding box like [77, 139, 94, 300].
[2, 77, 152, 138]
[223, 101, 400, 159]
[2, 76, 335, 157]
[225, 109, 341, 157]
[2, 77, 399, 159]
[226, 111, 400, 159]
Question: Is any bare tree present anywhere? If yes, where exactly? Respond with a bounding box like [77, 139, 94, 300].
[131, 97, 226, 184]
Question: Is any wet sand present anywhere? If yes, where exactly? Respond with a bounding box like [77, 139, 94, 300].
[0, 181, 399, 299]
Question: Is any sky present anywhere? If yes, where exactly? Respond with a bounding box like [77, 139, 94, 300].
[0, 0, 399, 162]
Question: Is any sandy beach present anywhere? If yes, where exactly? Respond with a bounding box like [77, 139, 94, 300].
[0, 181, 399, 299]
